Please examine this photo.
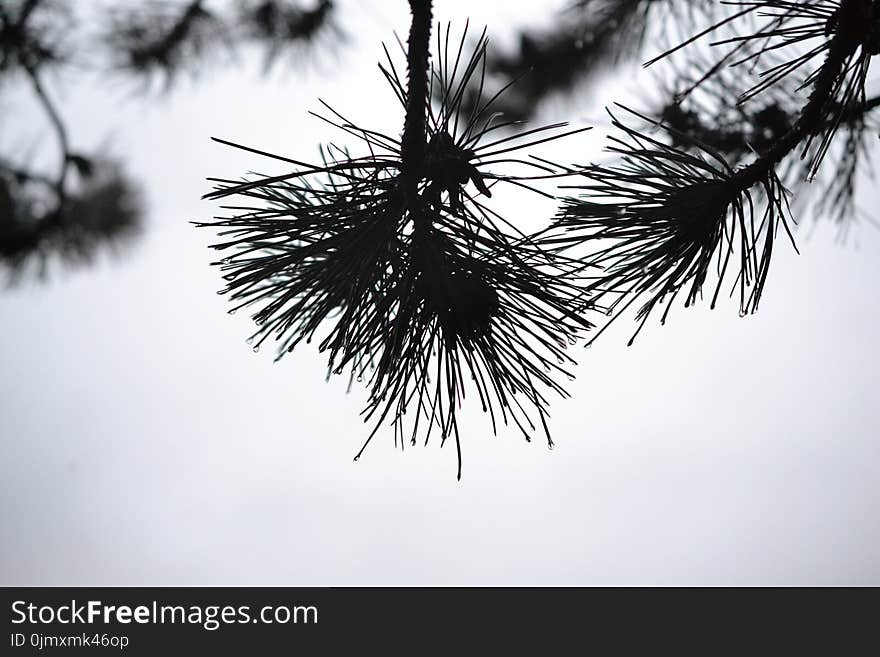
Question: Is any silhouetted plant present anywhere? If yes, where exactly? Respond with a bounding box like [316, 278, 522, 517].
[656, 48, 879, 233]
[548, 106, 792, 345]
[200, 0, 878, 477]
[202, 5, 593, 477]
[547, 0, 878, 343]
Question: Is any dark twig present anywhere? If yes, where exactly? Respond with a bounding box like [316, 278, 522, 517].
[401, 0, 433, 202]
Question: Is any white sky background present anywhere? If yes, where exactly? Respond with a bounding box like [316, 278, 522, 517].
[1, 0, 878, 585]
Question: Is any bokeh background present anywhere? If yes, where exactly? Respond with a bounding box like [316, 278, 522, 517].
[1, 0, 879, 585]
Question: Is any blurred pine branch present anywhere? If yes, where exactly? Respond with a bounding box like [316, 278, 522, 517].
[0, 0, 340, 281]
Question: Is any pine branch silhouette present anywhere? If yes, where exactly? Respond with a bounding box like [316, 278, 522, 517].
[198, 0, 879, 477]
[201, 4, 593, 478]
[554, 0, 879, 343]
[657, 51, 880, 233]
[547, 106, 793, 345]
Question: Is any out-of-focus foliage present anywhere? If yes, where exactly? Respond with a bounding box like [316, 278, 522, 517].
[446, 0, 717, 122]
[0, 0, 340, 281]
[0, 160, 142, 279]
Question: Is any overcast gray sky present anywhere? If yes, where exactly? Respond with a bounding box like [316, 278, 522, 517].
[1, 0, 878, 585]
